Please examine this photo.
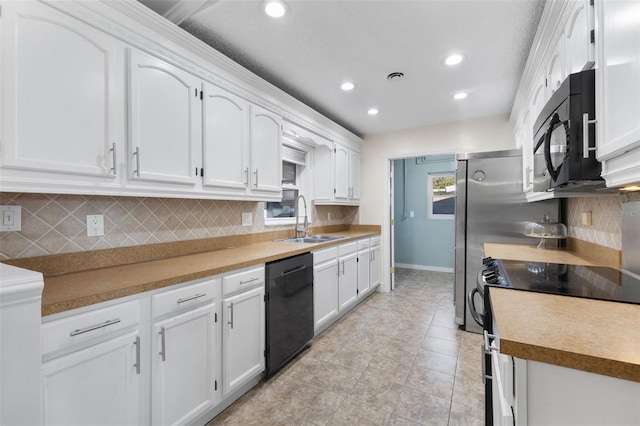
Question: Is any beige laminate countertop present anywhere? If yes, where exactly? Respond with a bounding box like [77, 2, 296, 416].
[489, 287, 640, 382]
[38, 230, 379, 317]
[484, 242, 599, 266]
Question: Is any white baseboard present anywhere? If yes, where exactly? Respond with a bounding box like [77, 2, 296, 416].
[394, 263, 454, 273]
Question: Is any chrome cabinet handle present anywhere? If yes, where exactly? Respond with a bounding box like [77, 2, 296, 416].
[133, 147, 141, 177]
[244, 167, 249, 187]
[69, 318, 121, 336]
[281, 266, 305, 276]
[240, 277, 260, 285]
[253, 169, 259, 187]
[133, 336, 140, 374]
[582, 112, 597, 159]
[159, 327, 166, 362]
[177, 293, 206, 304]
[110, 143, 117, 175]
[228, 302, 234, 329]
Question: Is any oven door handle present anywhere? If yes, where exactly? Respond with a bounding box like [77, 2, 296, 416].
[468, 288, 484, 326]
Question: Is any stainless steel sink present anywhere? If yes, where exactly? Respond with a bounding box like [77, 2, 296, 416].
[278, 235, 346, 243]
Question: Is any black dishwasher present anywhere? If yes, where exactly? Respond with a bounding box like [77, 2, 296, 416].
[265, 252, 314, 378]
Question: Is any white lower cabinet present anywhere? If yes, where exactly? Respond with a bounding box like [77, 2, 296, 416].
[42, 331, 142, 426]
[150, 278, 218, 426]
[40, 266, 269, 426]
[313, 247, 340, 334]
[41, 299, 143, 426]
[313, 237, 380, 335]
[337, 244, 358, 312]
[357, 243, 371, 297]
[221, 266, 266, 397]
[369, 239, 381, 289]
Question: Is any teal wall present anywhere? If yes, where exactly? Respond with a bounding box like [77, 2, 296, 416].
[394, 155, 455, 270]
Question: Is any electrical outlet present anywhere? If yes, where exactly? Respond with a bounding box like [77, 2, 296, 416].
[328, 212, 332, 221]
[87, 215, 104, 236]
[242, 212, 252, 227]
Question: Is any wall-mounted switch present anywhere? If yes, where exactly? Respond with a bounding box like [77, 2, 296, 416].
[0, 205, 21, 232]
[87, 215, 104, 236]
[410, 211, 415, 218]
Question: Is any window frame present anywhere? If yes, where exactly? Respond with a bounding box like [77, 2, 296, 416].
[427, 172, 456, 220]
[264, 141, 312, 226]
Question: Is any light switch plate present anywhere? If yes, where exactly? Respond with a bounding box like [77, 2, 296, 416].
[242, 212, 252, 227]
[1, 205, 21, 232]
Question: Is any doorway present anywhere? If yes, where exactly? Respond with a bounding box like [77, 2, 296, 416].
[390, 154, 456, 290]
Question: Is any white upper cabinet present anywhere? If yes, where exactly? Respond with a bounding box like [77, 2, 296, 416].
[595, 0, 640, 187]
[329, 141, 360, 204]
[0, 1, 362, 199]
[0, 1, 121, 189]
[128, 49, 201, 187]
[202, 83, 250, 191]
[565, 0, 595, 74]
[334, 143, 350, 199]
[250, 105, 282, 195]
[202, 87, 282, 200]
[547, 30, 567, 97]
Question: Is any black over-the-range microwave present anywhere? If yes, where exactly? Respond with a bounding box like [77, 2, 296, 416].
[532, 69, 605, 192]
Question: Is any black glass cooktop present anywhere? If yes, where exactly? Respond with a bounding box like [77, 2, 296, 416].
[489, 259, 640, 305]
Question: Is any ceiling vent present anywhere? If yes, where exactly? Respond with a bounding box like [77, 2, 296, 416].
[386, 72, 405, 81]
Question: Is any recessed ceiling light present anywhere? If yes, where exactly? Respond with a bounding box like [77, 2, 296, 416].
[444, 54, 464, 66]
[263, 0, 288, 18]
[368, 108, 379, 115]
[341, 82, 355, 91]
[453, 92, 468, 100]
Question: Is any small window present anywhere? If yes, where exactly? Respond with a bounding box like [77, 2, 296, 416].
[264, 160, 301, 222]
[428, 173, 455, 218]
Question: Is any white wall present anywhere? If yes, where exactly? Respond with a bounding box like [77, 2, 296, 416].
[359, 114, 515, 290]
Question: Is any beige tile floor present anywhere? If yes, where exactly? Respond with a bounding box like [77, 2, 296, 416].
[208, 268, 484, 426]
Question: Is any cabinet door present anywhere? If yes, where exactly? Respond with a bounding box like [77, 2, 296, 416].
[357, 249, 370, 296]
[313, 261, 339, 333]
[547, 32, 566, 96]
[128, 49, 200, 186]
[530, 75, 548, 127]
[1, 1, 119, 178]
[202, 83, 249, 191]
[338, 253, 358, 311]
[151, 304, 217, 426]
[334, 143, 350, 199]
[520, 110, 534, 192]
[250, 105, 282, 194]
[349, 150, 361, 200]
[370, 245, 381, 289]
[596, 0, 640, 158]
[42, 331, 141, 426]
[222, 286, 265, 396]
[566, 0, 595, 74]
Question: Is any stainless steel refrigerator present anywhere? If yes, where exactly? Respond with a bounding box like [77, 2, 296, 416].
[454, 149, 560, 333]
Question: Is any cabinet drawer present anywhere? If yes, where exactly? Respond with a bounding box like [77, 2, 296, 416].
[223, 265, 265, 296]
[313, 246, 338, 264]
[337, 242, 357, 256]
[152, 278, 217, 319]
[357, 238, 370, 250]
[370, 236, 380, 247]
[42, 299, 140, 356]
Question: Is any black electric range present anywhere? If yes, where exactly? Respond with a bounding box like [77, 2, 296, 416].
[479, 257, 640, 426]
[478, 257, 640, 305]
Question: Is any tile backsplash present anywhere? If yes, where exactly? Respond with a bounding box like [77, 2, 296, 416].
[566, 192, 640, 250]
[0, 193, 358, 260]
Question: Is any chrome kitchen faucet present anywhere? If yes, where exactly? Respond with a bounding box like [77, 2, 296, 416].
[294, 194, 308, 238]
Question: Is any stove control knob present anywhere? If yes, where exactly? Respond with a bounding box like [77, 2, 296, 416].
[482, 257, 494, 266]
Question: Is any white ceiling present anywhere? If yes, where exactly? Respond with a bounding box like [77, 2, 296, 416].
[139, 0, 545, 137]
